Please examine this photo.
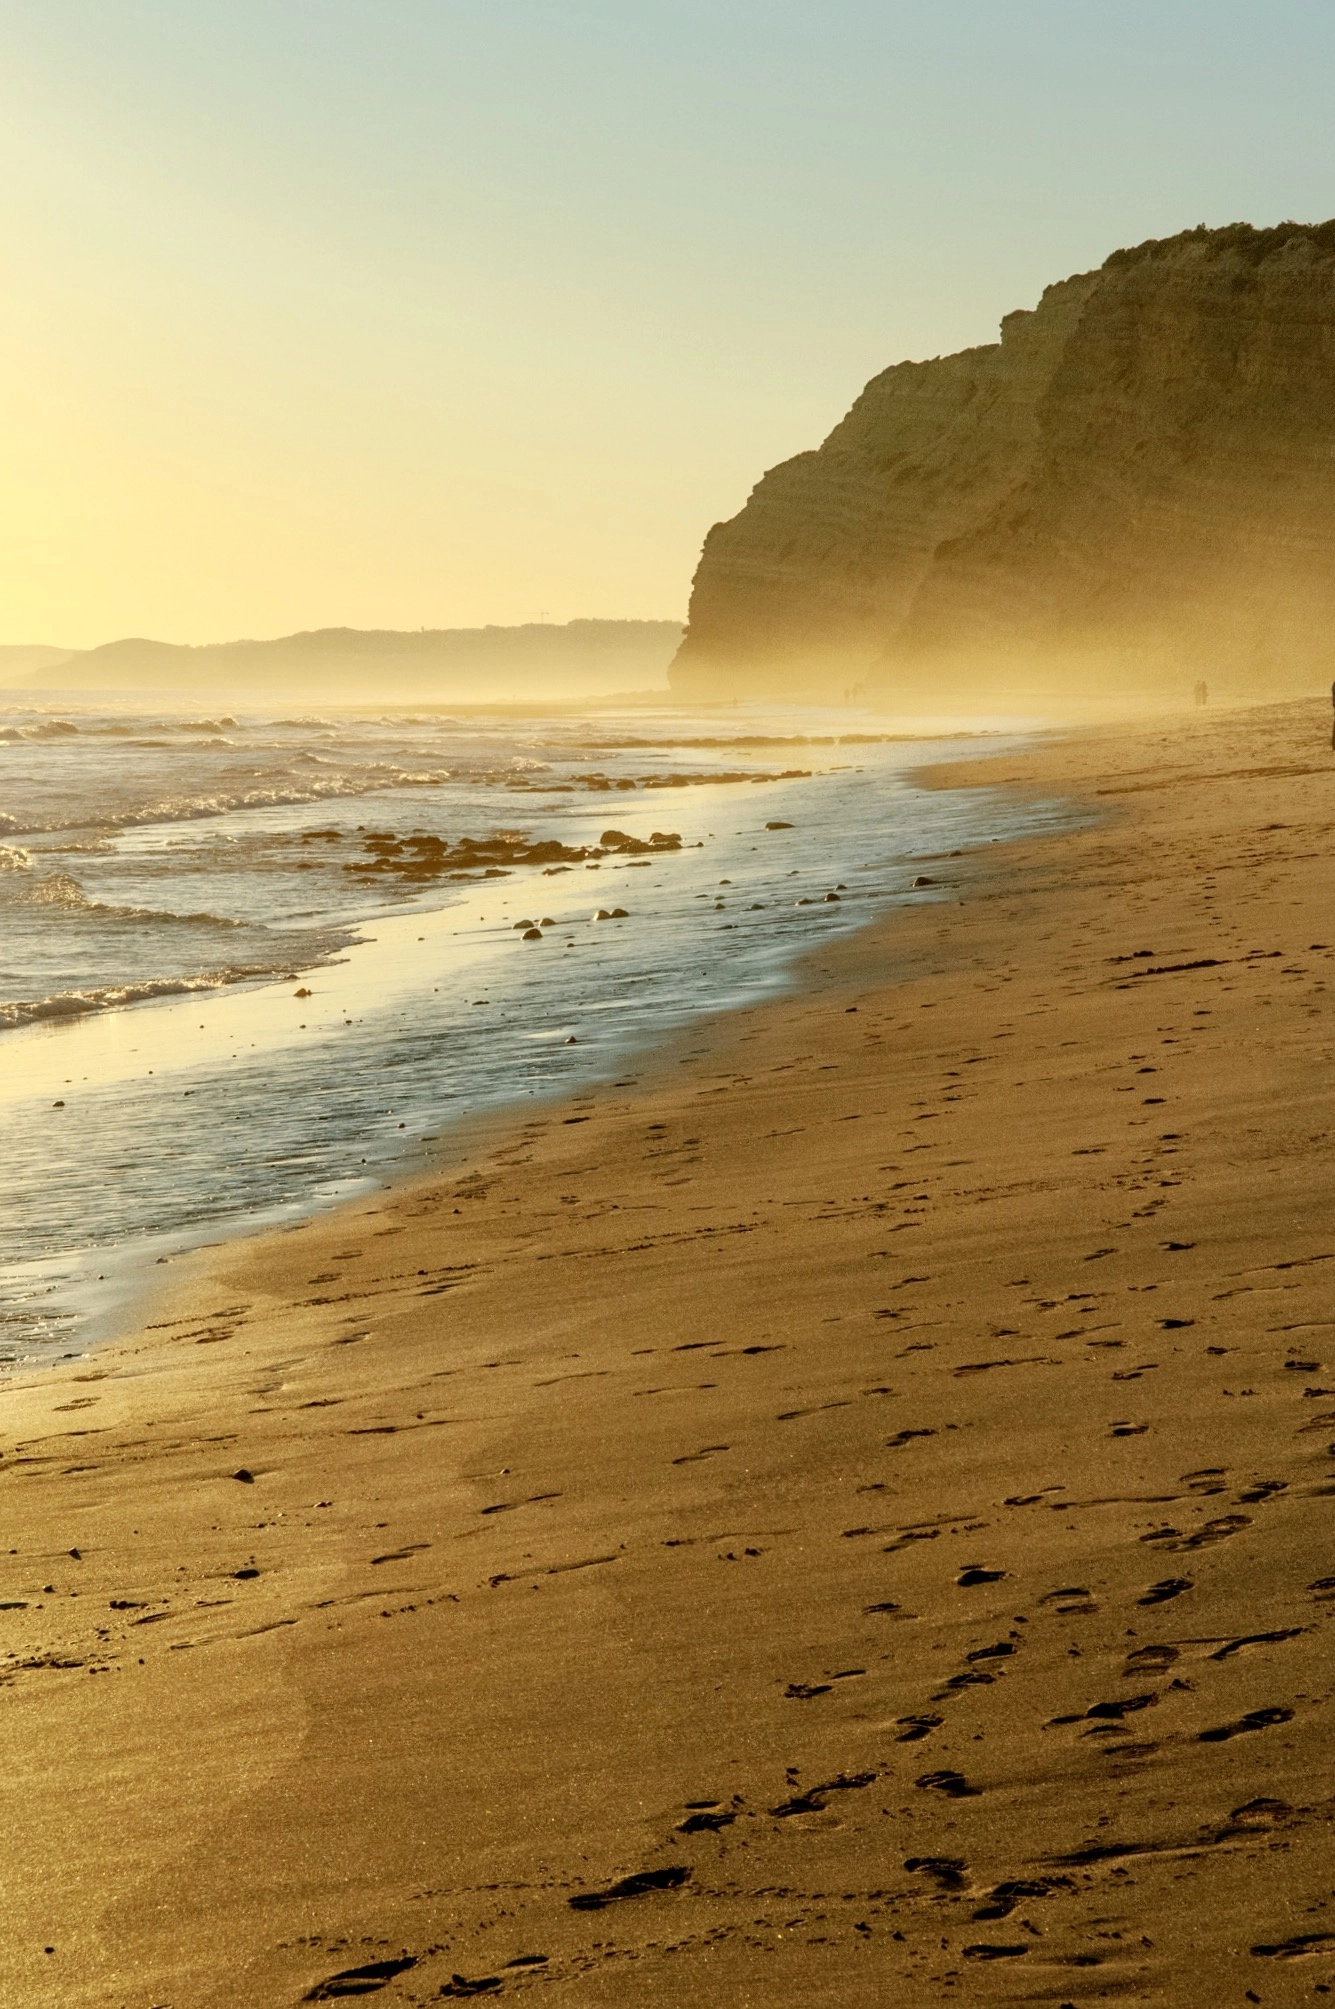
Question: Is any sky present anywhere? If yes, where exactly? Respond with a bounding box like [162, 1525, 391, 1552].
[3, 0, 1335, 649]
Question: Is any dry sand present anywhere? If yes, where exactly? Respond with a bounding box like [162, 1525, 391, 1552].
[5, 698, 1335, 2007]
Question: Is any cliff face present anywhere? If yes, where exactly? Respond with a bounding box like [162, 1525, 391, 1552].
[671, 222, 1335, 702]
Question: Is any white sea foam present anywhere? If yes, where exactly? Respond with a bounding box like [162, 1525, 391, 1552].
[0, 968, 271, 1029]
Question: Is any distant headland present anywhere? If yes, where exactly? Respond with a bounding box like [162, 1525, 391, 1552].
[5, 620, 683, 702]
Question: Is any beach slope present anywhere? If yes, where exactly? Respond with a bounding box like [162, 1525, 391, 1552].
[4, 699, 1335, 2005]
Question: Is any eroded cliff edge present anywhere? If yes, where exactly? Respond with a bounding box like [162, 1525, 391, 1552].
[671, 221, 1335, 704]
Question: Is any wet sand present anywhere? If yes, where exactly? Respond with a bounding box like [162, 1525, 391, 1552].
[4, 696, 1335, 2006]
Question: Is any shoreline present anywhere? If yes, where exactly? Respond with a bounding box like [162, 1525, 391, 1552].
[6, 695, 1335, 2005]
[4, 722, 1061, 1372]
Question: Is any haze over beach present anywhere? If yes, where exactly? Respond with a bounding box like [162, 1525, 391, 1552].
[6, 4, 1335, 2004]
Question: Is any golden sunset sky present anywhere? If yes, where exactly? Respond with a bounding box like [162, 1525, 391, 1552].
[3, 0, 1334, 647]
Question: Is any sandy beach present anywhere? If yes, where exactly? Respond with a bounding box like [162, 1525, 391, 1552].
[5, 695, 1335, 2007]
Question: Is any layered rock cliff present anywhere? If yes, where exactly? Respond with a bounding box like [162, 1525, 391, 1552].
[671, 221, 1335, 703]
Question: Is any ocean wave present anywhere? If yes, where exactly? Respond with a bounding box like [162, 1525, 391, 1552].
[108, 766, 455, 826]
[0, 869, 260, 933]
[0, 967, 284, 1031]
[120, 734, 237, 750]
[0, 768, 456, 837]
[14, 873, 93, 908]
[0, 719, 81, 742]
[0, 846, 32, 871]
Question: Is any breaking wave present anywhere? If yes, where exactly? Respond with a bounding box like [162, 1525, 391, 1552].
[1, 766, 457, 837]
[0, 968, 284, 1030]
[0, 719, 80, 743]
[13, 873, 94, 908]
[1, 872, 246, 927]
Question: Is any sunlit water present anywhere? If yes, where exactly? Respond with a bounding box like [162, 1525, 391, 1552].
[0, 695, 1074, 1366]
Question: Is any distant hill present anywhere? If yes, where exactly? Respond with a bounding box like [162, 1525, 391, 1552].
[672, 219, 1335, 705]
[23, 620, 683, 701]
[0, 645, 73, 683]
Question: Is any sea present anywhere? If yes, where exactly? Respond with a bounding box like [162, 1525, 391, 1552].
[0, 694, 1073, 1368]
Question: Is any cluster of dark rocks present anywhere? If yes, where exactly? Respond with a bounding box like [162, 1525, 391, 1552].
[326, 825, 682, 885]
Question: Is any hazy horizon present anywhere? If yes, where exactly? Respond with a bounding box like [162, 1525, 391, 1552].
[5, 0, 1335, 650]
[0, 615, 685, 658]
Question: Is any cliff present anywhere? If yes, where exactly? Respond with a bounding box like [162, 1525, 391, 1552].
[671, 221, 1335, 704]
[35, 620, 682, 702]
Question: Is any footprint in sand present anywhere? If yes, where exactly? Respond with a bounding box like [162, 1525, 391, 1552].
[1251, 1932, 1335, 1959]
[1140, 1515, 1250, 1552]
[1237, 1478, 1287, 1504]
[1041, 1586, 1098, 1615]
[769, 1772, 877, 1818]
[1124, 1644, 1179, 1674]
[568, 1866, 691, 1910]
[1198, 1706, 1294, 1742]
[1210, 1628, 1305, 1660]
[916, 1769, 981, 1799]
[782, 1667, 865, 1701]
[905, 1855, 968, 1889]
[1139, 1576, 1193, 1605]
[676, 1803, 737, 1834]
[1048, 1693, 1158, 1728]
[972, 1875, 1075, 1919]
[303, 1954, 418, 2000]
